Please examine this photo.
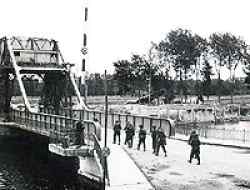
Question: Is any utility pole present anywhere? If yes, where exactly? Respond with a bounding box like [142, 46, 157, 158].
[104, 70, 108, 149]
[81, 1, 89, 103]
[148, 44, 155, 105]
[148, 75, 151, 105]
[103, 69, 108, 190]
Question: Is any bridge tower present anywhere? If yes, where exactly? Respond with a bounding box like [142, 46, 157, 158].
[0, 70, 13, 118]
[0, 37, 87, 115]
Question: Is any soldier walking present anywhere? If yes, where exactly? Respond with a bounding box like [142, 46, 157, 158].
[151, 125, 157, 153]
[188, 133, 201, 165]
[188, 130, 197, 145]
[124, 121, 135, 148]
[137, 125, 147, 151]
[124, 121, 130, 145]
[113, 120, 121, 145]
[155, 127, 167, 157]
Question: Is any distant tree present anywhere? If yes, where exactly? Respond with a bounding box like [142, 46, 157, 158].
[193, 35, 208, 95]
[209, 33, 227, 103]
[130, 54, 146, 96]
[113, 59, 133, 95]
[201, 59, 213, 99]
[94, 73, 104, 95]
[157, 28, 204, 102]
[143, 44, 161, 92]
[210, 32, 246, 103]
[244, 63, 250, 89]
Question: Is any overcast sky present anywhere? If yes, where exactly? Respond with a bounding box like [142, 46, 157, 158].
[1, 0, 250, 78]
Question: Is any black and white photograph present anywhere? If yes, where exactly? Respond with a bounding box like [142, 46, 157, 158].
[0, 0, 250, 189]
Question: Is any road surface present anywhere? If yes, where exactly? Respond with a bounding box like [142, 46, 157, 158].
[123, 137, 250, 190]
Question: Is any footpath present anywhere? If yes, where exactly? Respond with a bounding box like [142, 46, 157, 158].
[101, 129, 154, 190]
[174, 133, 250, 150]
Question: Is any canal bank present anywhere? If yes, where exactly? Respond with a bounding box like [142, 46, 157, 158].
[0, 126, 96, 190]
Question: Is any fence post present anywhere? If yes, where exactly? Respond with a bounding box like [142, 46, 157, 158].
[44, 115, 47, 129]
[81, 110, 84, 120]
[99, 112, 102, 124]
[223, 128, 225, 140]
[59, 118, 62, 133]
[133, 116, 136, 129]
[111, 113, 115, 126]
[79, 110, 82, 120]
[205, 126, 207, 138]
[35, 114, 38, 129]
[39, 114, 42, 129]
[54, 117, 57, 131]
[243, 129, 246, 143]
[87, 111, 89, 120]
[149, 118, 151, 132]
[185, 125, 188, 136]
[49, 115, 52, 129]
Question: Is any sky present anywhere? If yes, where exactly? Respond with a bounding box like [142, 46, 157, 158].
[1, 0, 250, 79]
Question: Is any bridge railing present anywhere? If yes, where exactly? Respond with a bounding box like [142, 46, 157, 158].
[93, 133, 110, 185]
[9, 108, 100, 147]
[40, 107, 174, 137]
[10, 107, 108, 183]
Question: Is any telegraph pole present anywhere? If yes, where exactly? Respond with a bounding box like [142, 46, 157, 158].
[104, 70, 108, 148]
[102, 70, 109, 190]
[81, 1, 89, 103]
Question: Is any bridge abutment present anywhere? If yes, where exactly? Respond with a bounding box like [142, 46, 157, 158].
[0, 71, 13, 120]
[0, 126, 81, 189]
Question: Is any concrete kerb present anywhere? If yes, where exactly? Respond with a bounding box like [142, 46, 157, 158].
[122, 147, 156, 190]
[171, 136, 250, 150]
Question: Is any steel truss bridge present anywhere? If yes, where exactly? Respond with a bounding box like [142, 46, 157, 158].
[0, 36, 107, 187]
[0, 36, 173, 189]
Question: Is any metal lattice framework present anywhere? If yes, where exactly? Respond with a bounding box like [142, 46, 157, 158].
[0, 36, 88, 113]
[0, 36, 64, 70]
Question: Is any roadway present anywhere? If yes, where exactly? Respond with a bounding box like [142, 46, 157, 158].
[123, 133, 250, 190]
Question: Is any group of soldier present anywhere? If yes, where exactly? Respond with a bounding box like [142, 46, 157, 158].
[113, 120, 167, 157]
[113, 120, 201, 164]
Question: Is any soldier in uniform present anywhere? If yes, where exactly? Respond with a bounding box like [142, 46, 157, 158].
[155, 127, 167, 157]
[124, 121, 135, 148]
[151, 125, 157, 153]
[113, 120, 121, 145]
[188, 133, 201, 165]
[137, 125, 147, 151]
[188, 130, 197, 145]
[75, 121, 85, 146]
[124, 121, 130, 145]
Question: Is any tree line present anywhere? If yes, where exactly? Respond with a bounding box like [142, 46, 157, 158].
[11, 28, 250, 104]
[111, 28, 250, 103]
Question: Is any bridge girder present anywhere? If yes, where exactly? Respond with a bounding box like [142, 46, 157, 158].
[0, 36, 88, 113]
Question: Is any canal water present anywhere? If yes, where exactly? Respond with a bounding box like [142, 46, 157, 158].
[0, 129, 89, 190]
